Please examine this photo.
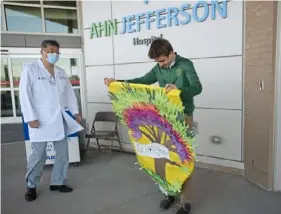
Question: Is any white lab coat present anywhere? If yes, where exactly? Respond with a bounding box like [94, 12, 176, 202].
[19, 59, 83, 142]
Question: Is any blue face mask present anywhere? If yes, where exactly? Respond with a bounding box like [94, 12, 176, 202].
[46, 53, 59, 64]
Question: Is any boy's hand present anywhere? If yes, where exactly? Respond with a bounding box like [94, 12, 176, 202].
[165, 84, 177, 94]
[104, 78, 116, 86]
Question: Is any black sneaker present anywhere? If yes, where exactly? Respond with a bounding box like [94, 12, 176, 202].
[160, 195, 175, 210]
[25, 187, 37, 202]
[49, 185, 73, 193]
[176, 203, 191, 214]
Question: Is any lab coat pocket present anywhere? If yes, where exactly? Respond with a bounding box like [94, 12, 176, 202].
[35, 106, 58, 124]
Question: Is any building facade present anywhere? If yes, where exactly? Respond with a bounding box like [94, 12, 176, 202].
[1, 0, 280, 191]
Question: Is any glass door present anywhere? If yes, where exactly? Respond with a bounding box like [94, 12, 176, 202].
[55, 54, 83, 114]
[11, 56, 41, 121]
[0, 49, 85, 124]
[1, 55, 14, 120]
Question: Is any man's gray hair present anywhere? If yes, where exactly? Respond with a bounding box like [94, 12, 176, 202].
[41, 40, 60, 49]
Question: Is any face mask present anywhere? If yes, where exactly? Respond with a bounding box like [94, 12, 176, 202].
[46, 53, 59, 64]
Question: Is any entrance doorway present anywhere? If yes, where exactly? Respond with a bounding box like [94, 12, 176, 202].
[0, 48, 85, 124]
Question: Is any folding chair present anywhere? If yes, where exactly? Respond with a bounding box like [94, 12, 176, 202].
[84, 111, 123, 156]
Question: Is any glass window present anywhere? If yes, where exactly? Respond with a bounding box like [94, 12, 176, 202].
[1, 91, 13, 117]
[4, 1, 41, 4]
[56, 58, 80, 86]
[1, 4, 3, 31]
[74, 88, 81, 113]
[11, 58, 38, 88]
[43, 1, 76, 7]
[44, 8, 78, 34]
[4, 5, 42, 32]
[1, 58, 10, 88]
[14, 90, 21, 116]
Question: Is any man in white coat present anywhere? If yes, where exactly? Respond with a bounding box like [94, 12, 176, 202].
[19, 40, 83, 202]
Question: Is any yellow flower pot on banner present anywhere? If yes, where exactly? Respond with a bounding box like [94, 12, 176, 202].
[108, 82, 196, 196]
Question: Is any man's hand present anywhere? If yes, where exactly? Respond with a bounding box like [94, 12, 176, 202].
[165, 84, 177, 94]
[75, 114, 82, 123]
[28, 120, 40, 128]
[104, 77, 116, 86]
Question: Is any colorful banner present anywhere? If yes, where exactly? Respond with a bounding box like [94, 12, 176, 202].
[108, 82, 196, 196]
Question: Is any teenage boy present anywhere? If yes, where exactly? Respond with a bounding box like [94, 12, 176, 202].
[104, 38, 202, 214]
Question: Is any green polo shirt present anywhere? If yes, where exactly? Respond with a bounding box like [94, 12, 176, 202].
[120, 54, 203, 116]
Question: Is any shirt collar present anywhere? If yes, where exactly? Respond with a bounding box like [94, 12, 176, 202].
[38, 59, 45, 69]
[169, 60, 175, 68]
[167, 52, 178, 68]
[38, 59, 58, 73]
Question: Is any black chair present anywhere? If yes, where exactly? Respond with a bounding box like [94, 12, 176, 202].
[84, 111, 123, 156]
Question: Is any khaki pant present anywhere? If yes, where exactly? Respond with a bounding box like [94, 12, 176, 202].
[161, 116, 194, 203]
[185, 116, 193, 132]
[180, 175, 193, 203]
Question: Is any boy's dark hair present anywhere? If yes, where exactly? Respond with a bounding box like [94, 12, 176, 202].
[148, 38, 173, 59]
[41, 40, 60, 49]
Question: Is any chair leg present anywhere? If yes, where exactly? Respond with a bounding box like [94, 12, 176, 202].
[84, 138, 91, 157]
[109, 139, 114, 155]
[96, 138, 101, 152]
[116, 134, 123, 152]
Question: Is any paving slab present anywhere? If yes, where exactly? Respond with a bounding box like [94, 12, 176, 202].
[1, 142, 281, 214]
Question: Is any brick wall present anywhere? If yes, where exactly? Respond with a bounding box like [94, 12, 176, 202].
[244, 1, 278, 189]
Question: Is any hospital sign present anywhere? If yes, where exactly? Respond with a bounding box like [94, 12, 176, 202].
[89, 0, 228, 39]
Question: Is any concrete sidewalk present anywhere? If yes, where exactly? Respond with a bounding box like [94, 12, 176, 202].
[1, 142, 281, 214]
